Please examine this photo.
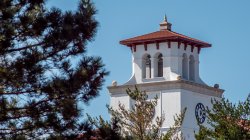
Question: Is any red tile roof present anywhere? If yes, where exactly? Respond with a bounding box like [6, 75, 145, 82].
[120, 30, 211, 48]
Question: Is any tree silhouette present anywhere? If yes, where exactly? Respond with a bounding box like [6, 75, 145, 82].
[0, 0, 108, 139]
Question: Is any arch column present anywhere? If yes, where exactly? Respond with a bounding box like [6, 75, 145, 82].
[151, 58, 157, 78]
[145, 56, 151, 79]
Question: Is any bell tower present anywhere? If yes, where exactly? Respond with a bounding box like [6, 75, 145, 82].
[119, 16, 208, 85]
[108, 16, 224, 140]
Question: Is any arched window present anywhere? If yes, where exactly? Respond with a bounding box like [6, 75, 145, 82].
[143, 54, 151, 79]
[189, 55, 195, 81]
[157, 54, 163, 77]
[182, 53, 188, 79]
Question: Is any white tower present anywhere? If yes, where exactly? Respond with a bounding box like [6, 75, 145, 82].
[108, 16, 224, 140]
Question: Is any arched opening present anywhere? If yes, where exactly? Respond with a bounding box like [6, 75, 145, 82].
[182, 53, 188, 80]
[189, 55, 195, 81]
[142, 54, 151, 79]
[157, 54, 163, 77]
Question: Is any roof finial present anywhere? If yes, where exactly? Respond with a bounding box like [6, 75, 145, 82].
[164, 14, 167, 22]
[160, 14, 172, 31]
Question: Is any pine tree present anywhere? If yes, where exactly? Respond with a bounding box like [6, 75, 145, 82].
[0, 0, 108, 139]
[195, 98, 250, 140]
[87, 115, 124, 140]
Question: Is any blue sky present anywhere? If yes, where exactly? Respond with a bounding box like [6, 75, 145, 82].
[47, 0, 250, 120]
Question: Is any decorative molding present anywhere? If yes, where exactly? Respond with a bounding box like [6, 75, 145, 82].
[198, 47, 201, 54]
[156, 42, 159, 50]
[178, 42, 181, 49]
[108, 80, 224, 98]
[144, 43, 147, 51]
[168, 41, 171, 48]
[184, 43, 187, 50]
[191, 45, 194, 52]
[133, 45, 136, 52]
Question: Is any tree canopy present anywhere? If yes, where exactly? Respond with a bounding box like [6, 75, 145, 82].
[195, 98, 250, 140]
[108, 87, 164, 140]
[0, 0, 108, 139]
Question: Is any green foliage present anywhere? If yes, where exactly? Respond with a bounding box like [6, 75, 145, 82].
[108, 87, 185, 140]
[87, 115, 124, 140]
[109, 87, 164, 140]
[78, 87, 185, 140]
[0, 0, 108, 139]
[195, 98, 250, 140]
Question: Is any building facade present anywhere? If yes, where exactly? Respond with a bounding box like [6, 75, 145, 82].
[108, 16, 224, 140]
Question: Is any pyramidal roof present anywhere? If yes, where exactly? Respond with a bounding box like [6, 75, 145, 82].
[120, 17, 211, 48]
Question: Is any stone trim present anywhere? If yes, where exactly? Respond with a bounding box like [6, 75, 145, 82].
[107, 80, 224, 97]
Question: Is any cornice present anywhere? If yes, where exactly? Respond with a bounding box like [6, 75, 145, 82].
[107, 80, 224, 97]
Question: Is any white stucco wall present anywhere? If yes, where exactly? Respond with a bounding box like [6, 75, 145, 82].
[110, 93, 130, 111]
[108, 82, 223, 140]
[127, 41, 203, 85]
[180, 90, 218, 140]
[161, 90, 181, 129]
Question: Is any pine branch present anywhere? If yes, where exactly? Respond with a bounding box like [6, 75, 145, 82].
[6, 42, 44, 53]
[0, 90, 36, 95]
